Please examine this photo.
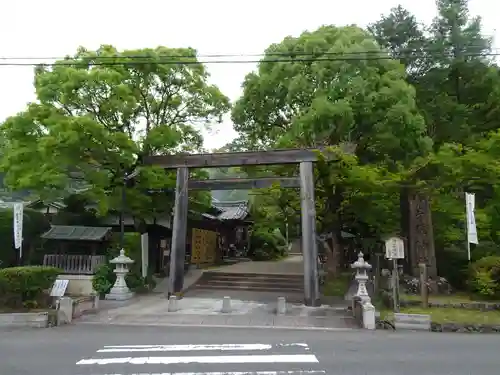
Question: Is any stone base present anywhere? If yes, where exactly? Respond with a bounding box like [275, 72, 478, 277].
[105, 291, 135, 301]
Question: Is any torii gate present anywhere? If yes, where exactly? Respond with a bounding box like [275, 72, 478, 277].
[144, 147, 341, 307]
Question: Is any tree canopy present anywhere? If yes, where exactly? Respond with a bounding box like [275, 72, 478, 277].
[232, 25, 432, 166]
[0, 45, 230, 214]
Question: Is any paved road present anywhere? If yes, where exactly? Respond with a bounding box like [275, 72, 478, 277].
[0, 325, 499, 374]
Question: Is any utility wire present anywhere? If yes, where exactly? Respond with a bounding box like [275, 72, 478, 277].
[0, 46, 496, 61]
[0, 51, 494, 67]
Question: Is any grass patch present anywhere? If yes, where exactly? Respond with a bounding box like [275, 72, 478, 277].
[400, 293, 497, 304]
[381, 307, 500, 324]
[322, 272, 352, 297]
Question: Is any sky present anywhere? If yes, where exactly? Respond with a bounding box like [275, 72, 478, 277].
[0, 0, 497, 151]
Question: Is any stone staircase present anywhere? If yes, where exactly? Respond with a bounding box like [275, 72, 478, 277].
[193, 271, 304, 294]
[288, 238, 302, 255]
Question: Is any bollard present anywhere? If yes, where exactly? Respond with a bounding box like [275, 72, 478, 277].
[92, 293, 99, 310]
[57, 296, 73, 325]
[168, 295, 178, 312]
[277, 297, 286, 315]
[221, 296, 231, 313]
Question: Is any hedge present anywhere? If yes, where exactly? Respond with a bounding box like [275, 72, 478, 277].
[0, 266, 61, 309]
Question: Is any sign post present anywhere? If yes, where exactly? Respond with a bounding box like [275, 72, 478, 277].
[384, 236, 405, 313]
[50, 279, 69, 311]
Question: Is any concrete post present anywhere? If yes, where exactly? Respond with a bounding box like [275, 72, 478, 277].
[277, 297, 286, 315]
[221, 296, 231, 313]
[362, 301, 376, 330]
[299, 161, 320, 307]
[169, 167, 189, 297]
[419, 262, 429, 308]
[57, 297, 73, 325]
[168, 295, 178, 312]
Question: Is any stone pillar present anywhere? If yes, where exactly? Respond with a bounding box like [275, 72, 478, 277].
[408, 192, 437, 277]
[106, 250, 135, 301]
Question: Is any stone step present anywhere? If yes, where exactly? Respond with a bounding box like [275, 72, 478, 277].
[201, 278, 303, 286]
[200, 280, 303, 291]
[194, 271, 305, 293]
[192, 283, 304, 293]
[203, 271, 303, 279]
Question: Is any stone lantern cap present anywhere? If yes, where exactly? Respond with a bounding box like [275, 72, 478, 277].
[109, 249, 134, 264]
[351, 252, 372, 270]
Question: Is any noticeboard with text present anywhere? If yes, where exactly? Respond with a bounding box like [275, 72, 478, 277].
[384, 236, 405, 259]
[50, 279, 69, 297]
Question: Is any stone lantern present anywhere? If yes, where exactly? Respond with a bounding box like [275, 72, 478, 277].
[106, 249, 135, 301]
[350, 251, 376, 330]
[351, 252, 372, 303]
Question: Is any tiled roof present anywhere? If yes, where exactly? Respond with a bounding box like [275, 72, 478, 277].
[41, 225, 112, 241]
[212, 200, 249, 221]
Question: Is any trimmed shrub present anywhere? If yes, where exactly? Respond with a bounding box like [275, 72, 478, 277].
[468, 256, 500, 299]
[0, 266, 61, 309]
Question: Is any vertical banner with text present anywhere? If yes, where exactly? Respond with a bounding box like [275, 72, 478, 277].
[13, 202, 24, 260]
[465, 192, 478, 261]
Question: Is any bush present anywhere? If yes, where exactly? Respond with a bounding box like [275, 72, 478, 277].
[249, 227, 287, 261]
[468, 256, 500, 299]
[92, 263, 115, 295]
[0, 266, 61, 309]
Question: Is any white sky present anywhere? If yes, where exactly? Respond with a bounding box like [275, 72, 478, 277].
[0, 0, 497, 151]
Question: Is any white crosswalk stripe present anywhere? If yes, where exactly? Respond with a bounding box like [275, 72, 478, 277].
[75, 342, 326, 375]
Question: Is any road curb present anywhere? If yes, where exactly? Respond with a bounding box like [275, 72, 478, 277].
[77, 320, 357, 332]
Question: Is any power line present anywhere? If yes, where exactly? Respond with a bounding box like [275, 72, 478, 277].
[0, 46, 496, 61]
[0, 51, 494, 67]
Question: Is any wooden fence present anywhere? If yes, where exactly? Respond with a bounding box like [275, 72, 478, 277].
[42, 254, 106, 275]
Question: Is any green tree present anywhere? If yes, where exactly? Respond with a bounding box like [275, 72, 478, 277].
[1, 45, 230, 216]
[232, 25, 430, 272]
[369, 0, 496, 148]
[369, 0, 499, 279]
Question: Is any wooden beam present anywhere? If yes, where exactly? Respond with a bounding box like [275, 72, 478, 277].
[188, 177, 300, 190]
[143, 148, 323, 168]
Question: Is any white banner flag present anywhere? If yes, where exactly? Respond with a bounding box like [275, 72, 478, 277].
[13, 203, 23, 256]
[465, 192, 478, 245]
